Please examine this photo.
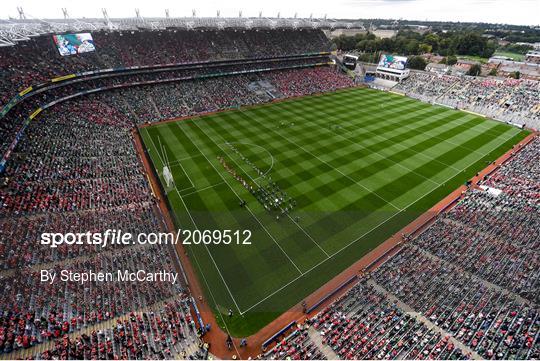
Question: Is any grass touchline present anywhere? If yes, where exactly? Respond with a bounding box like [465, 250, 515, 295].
[141, 86, 528, 336]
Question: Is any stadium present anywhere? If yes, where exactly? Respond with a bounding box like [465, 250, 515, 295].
[0, 6, 539, 361]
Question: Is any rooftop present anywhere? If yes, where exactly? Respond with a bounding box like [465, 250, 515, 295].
[0, 16, 365, 47]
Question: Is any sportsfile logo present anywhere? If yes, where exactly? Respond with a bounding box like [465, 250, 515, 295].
[40, 229, 179, 248]
[40, 229, 252, 248]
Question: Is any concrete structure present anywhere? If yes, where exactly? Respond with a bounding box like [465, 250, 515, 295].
[372, 29, 397, 39]
[525, 51, 540, 64]
[326, 28, 367, 38]
[426, 62, 450, 74]
[488, 57, 540, 80]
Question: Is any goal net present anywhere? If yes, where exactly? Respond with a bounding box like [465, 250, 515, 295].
[163, 165, 174, 188]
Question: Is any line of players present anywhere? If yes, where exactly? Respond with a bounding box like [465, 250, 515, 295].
[226, 143, 298, 219]
[217, 150, 297, 219]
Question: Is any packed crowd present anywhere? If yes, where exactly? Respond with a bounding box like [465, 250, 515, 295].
[0, 75, 193, 354]
[0, 28, 330, 104]
[265, 327, 326, 360]
[482, 136, 540, 200]
[0, 244, 184, 352]
[69, 67, 351, 126]
[372, 246, 538, 360]
[265, 277, 471, 360]
[267, 136, 539, 360]
[0, 28, 355, 359]
[393, 72, 540, 129]
[311, 280, 468, 359]
[0, 55, 331, 156]
[30, 297, 205, 360]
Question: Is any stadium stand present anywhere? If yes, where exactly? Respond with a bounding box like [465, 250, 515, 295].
[31, 297, 204, 360]
[393, 72, 540, 130]
[265, 326, 327, 360]
[0, 27, 354, 359]
[0, 29, 330, 95]
[266, 135, 540, 360]
[2, 22, 539, 360]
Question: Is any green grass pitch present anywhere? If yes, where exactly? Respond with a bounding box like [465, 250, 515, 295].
[140, 86, 529, 336]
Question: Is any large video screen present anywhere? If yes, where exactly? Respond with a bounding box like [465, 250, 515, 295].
[53, 33, 95, 56]
[378, 54, 408, 70]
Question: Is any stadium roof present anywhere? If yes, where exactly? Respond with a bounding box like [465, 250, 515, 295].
[0, 16, 365, 47]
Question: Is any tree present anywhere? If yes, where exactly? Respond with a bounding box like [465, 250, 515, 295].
[488, 68, 497, 76]
[407, 56, 428, 70]
[447, 55, 458, 65]
[510, 71, 521, 79]
[406, 39, 420, 55]
[481, 40, 497, 58]
[467, 64, 482, 76]
[456, 32, 485, 56]
[424, 33, 440, 51]
[418, 43, 433, 54]
[439, 57, 447, 64]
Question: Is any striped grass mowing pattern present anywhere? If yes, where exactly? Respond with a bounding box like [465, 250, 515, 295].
[141, 87, 529, 336]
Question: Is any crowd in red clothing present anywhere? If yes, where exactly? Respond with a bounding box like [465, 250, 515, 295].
[266, 68, 354, 98]
[0, 28, 330, 104]
[0, 245, 183, 353]
[0, 27, 354, 359]
[372, 137, 540, 359]
[265, 327, 326, 360]
[483, 137, 540, 200]
[31, 297, 204, 360]
[314, 280, 467, 360]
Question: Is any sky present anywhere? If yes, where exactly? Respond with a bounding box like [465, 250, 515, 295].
[1, 0, 538, 26]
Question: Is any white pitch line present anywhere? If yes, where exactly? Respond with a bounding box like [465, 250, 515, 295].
[237, 110, 404, 211]
[275, 105, 444, 186]
[294, 91, 519, 156]
[146, 128, 165, 166]
[177, 160, 196, 189]
[198, 123, 331, 258]
[180, 181, 225, 197]
[280, 103, 463, 174]
[224, 141, 275, 178]
[169, 197, 241, 358]
[175, 121, 304, 276]
[237, 110, 522, 315]
[173, 187, 243, 315]
[167, 153, 205, 166]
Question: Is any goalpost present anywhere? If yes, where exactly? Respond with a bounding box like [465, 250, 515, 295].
[158, 136, 175, 189]
[163, 165, 174, 188]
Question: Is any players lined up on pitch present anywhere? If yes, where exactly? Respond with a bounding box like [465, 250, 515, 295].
[217, 154, 297, 219]
[0, 66, 351, 356]
[226, 142, 298, 218]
